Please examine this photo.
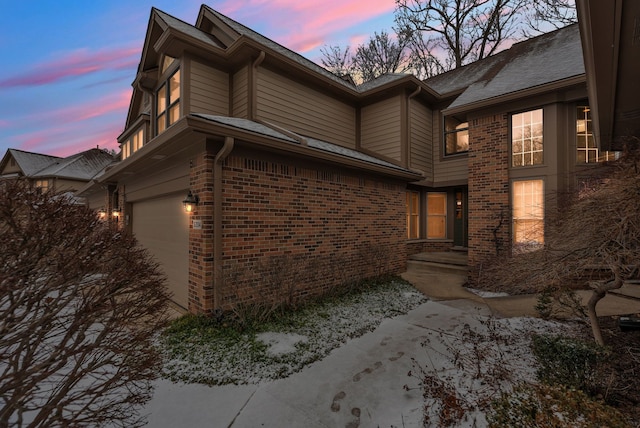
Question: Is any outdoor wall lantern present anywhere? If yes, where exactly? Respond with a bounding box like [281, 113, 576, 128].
[98, 208, 107, 219]
[112, 207, 122, 219]
[183, 191, 199, 213]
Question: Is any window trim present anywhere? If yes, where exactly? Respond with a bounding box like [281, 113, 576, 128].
[426, 192, 447, 239]
[443, 115, 469, 157]
[511, 178, 545, 251]
[406, 190, 421, 239]
[156, 67, 181, 136]
[511, 108, 544, 168]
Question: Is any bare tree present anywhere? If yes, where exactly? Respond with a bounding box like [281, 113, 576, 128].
[321, 31, 418, 83]
[526, 0, 577, 35]
[352, 31, 414, 82]
[395, 0, 528, 71]
[478, 143, 640, 345]
[0, 179, 170, 427]
[320, 45, 353, 78]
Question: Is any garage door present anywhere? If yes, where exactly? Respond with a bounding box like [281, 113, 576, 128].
[132, 193, 189, 309]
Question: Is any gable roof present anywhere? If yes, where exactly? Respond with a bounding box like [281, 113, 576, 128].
[0, 148, 115, 181]
[33, 149, 116, 181]
[425, 24, 584, 113]
[1, 149, 61, 176]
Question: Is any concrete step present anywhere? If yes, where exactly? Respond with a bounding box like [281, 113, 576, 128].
[406, 259, 468, 276]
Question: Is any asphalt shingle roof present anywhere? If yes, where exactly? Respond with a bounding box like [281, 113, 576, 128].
[191, 114, 411, 173]
[8, 149, 60, 176]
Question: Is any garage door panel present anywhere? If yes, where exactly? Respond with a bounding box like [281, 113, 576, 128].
[133, 194, 189, 308]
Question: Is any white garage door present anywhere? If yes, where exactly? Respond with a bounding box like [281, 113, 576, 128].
[133, 194, 189, 309]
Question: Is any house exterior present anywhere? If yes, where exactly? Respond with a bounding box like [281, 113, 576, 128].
[78, 5, 619, 314]
[0, 148, 115, 196]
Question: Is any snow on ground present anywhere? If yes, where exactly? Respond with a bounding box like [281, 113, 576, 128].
[145, 281, 575, 427]
[466, 287, 511, 298]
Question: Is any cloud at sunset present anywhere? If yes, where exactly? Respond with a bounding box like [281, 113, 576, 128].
[0, 47, 139, 89]
[218, 0, 396, 53]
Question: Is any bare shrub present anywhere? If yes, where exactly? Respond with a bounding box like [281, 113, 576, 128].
[406, 316, 537, 426]
[0, 179, 170, 427]
[477, 143, 640, 345]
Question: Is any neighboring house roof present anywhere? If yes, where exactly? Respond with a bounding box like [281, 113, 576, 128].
[2, 149, 61, 176]
[425, 24, 584, 113]
[0, 148, 116, 181]
[33, 149, 116, 180]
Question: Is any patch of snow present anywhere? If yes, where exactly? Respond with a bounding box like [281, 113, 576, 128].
[256, 332, 308, 356]
[466, 287, 510, 298]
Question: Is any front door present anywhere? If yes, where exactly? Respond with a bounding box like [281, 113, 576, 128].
[453, 188, 468, 248]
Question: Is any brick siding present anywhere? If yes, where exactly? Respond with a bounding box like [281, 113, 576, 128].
[467, 114, 511, 282]
[189, 151, 408, 313]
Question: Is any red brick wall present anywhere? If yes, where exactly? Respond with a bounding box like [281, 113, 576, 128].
[467, 114, 510, 282]
[216, 154, 407, 310]
[188, 151, 216, 313]
[406, 240, 455, 256]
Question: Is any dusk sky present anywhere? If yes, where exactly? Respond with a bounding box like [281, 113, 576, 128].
[0, 1, 397, 158]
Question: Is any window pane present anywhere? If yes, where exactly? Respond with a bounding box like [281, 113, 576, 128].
[169, 102, 180, 125]
[512, 180, 544, 247]
[426, 193, 446, 239]
[444, 117, 469, 155]
[169, 70, 180, 103]
[406, 191, 420, 239]
[427, 193, 446, 214]
[157, 84, 166, 115]
[157, 116, 167, 134]
[427, 217, 446, 239]
[512, 109, 543, 167]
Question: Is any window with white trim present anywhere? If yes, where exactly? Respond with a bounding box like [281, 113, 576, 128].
[576, 106, 621, 163]
[512, 109, 543, 167]
[512, 179, 544, 250]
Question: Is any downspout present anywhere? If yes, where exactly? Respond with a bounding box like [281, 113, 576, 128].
[405, 85, 422, 168]
[213, 136, 235, 311]
[249, 51, 266, 121]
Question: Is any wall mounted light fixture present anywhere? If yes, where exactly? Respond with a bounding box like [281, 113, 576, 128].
[98, 208, 107, 219]
[112, 207, 122, 218]
[183, 191, 199, 213]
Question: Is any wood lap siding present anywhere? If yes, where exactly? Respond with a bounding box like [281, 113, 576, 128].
[410, 99, 433, 178]
[232, 66, 249, 118]
[256, 69, 356, 148]
[189, 60, 229, 116]
[432, 110, 468, 183]
[361, 96, 402, 162]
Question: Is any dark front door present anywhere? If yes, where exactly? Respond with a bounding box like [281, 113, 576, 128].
[454, 188, 468, 248]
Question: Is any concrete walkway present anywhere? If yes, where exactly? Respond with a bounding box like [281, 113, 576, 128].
[145, 271, 640, 427]
[401, 270, 640, 318]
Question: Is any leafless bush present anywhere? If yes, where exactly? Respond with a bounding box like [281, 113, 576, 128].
[406, 316, 535, 427]
[0, 179, 170, 427]
[478, 143, 640, 345]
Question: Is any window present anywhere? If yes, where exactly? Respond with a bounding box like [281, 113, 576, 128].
[121, 128, 144, 161]
[576, 106, 621, 163]
[35, 179, 49, 192]
[406, 191, 420, 239]
[512, 180, 544, 249]
[444, 116, 469, 155]
[161, 55, 177, 74]
[512, 109, 543, 167]
[427, 193, 447, 239]
[156, 69, 180, 134]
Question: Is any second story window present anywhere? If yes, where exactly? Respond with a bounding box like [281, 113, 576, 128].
[156, 68, 180, 135]
[576, 106, 621, 163]
[444, 116, 469, 156]
[512, 108, 543, 167]
[121, 128, 144, 161]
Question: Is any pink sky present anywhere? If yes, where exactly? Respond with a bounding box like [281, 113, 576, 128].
[0, 1, 397, 158]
